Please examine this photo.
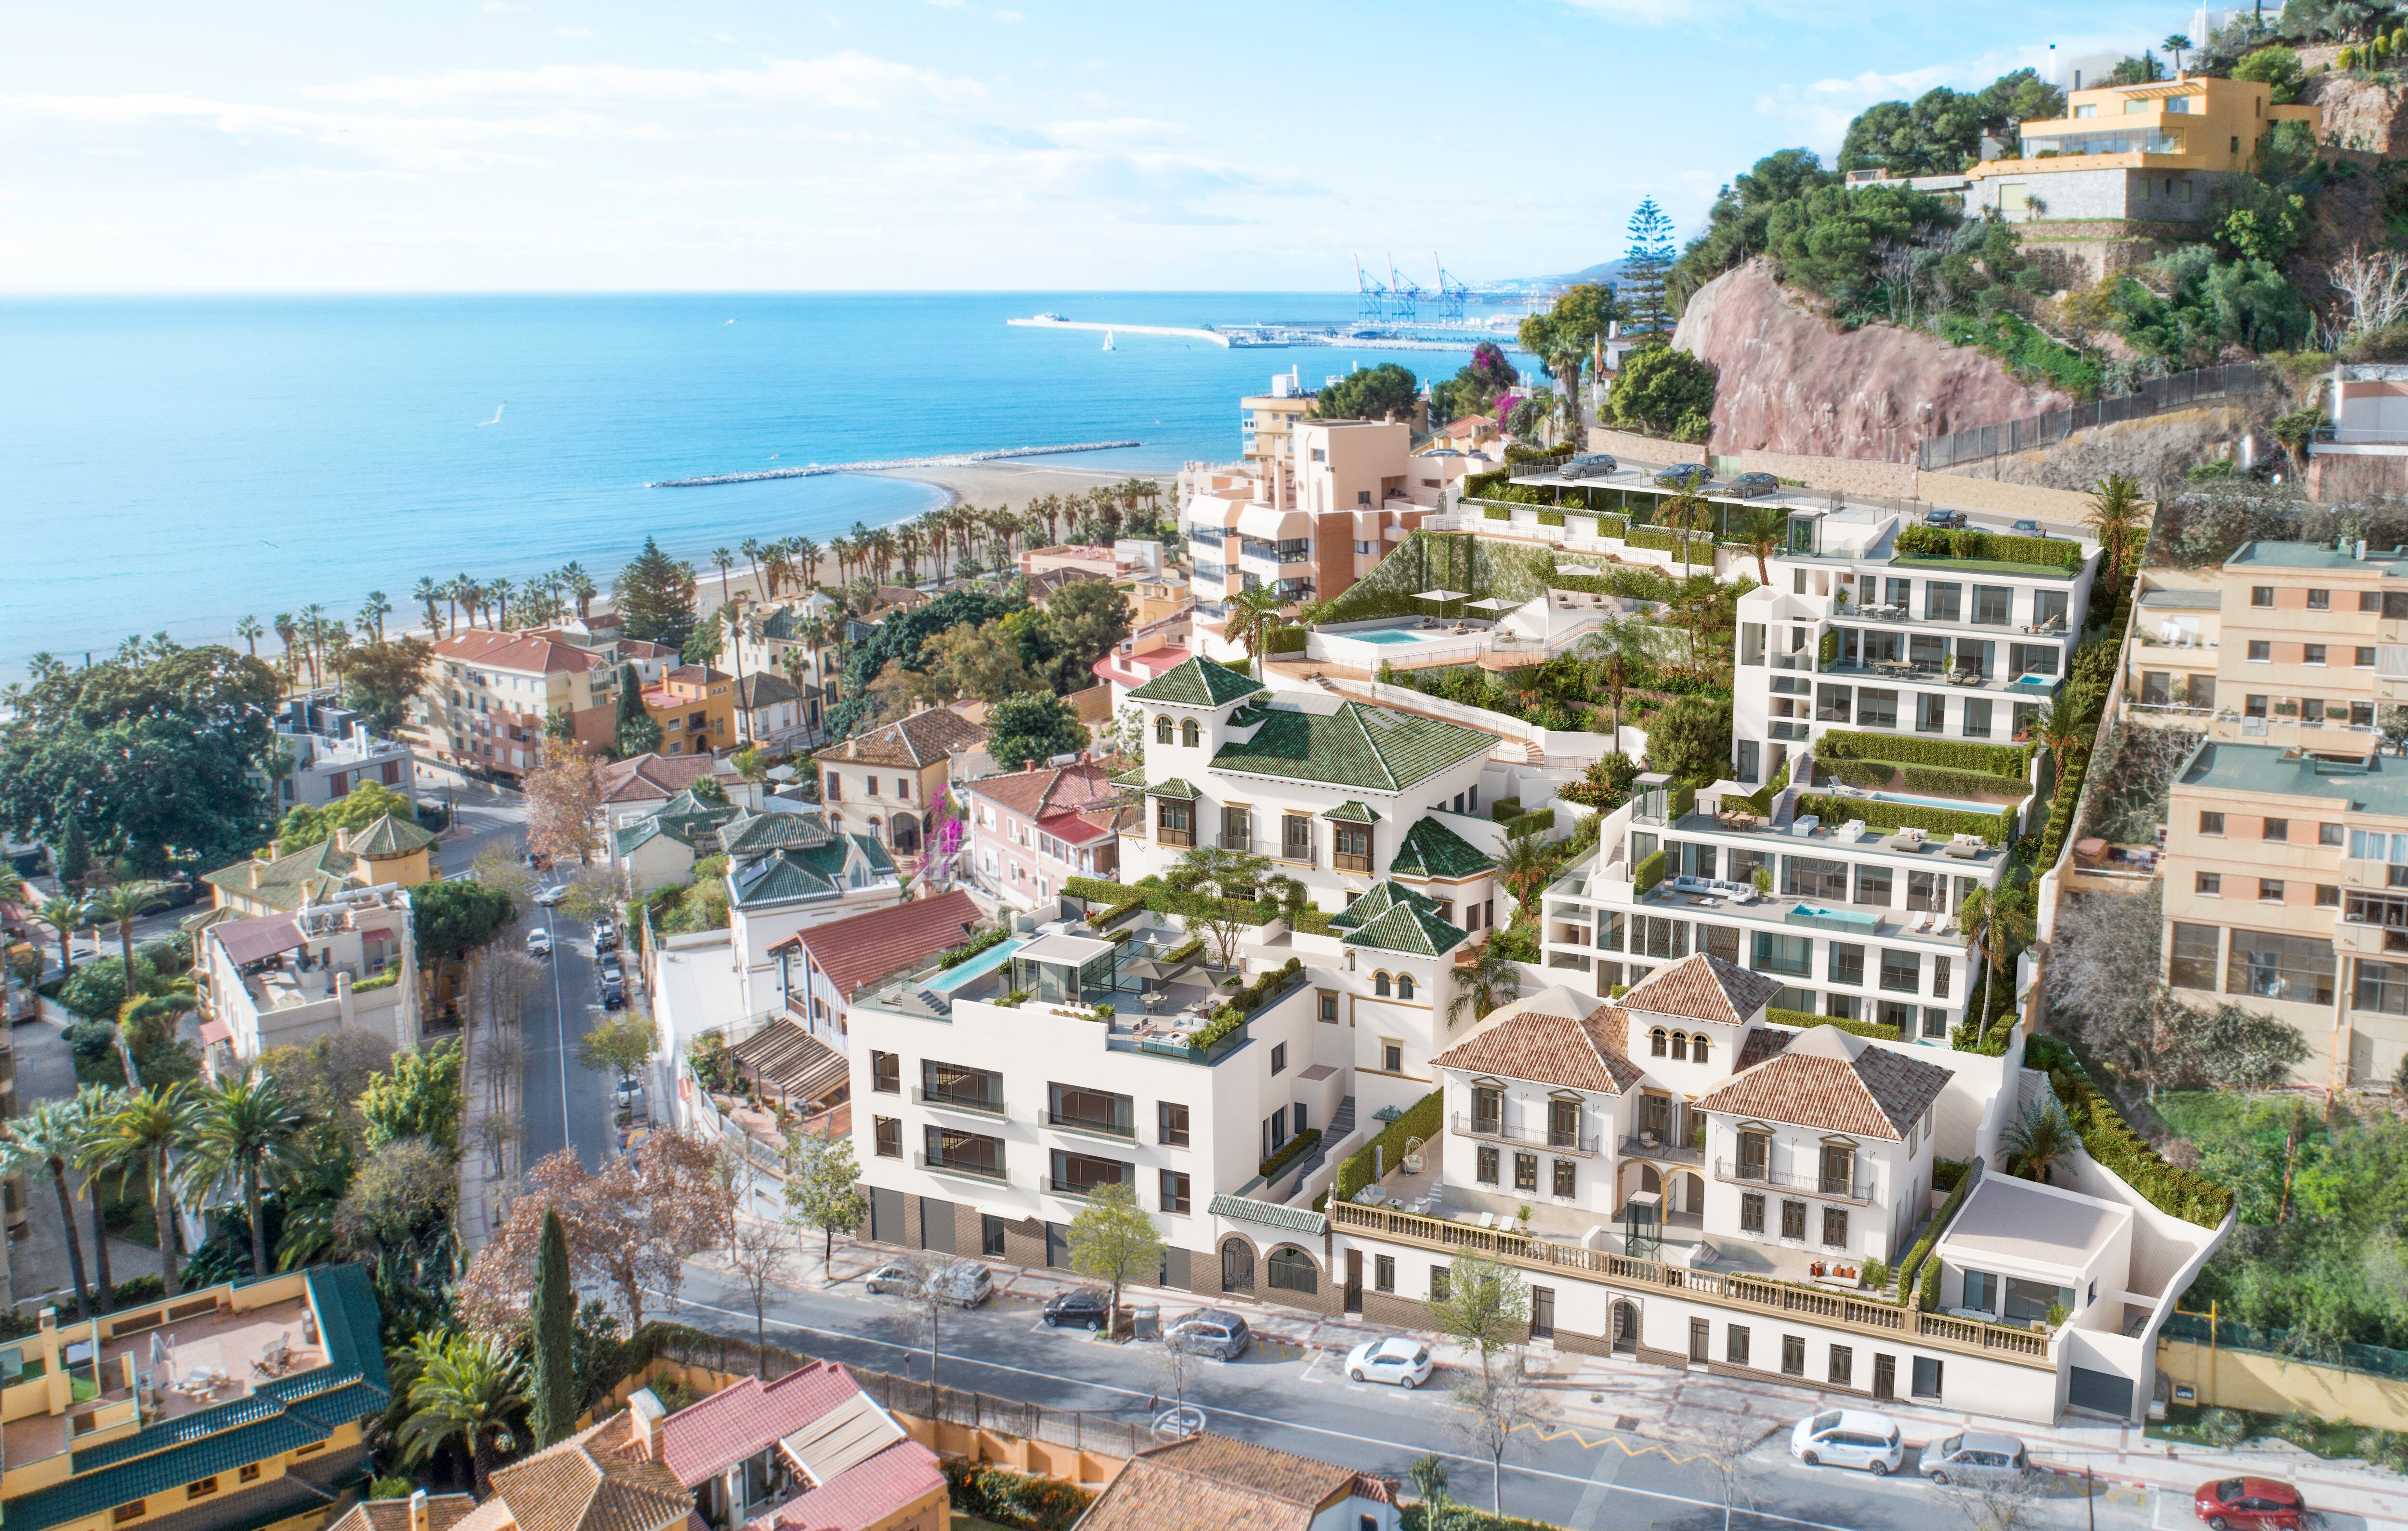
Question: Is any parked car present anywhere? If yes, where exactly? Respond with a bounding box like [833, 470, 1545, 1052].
[592, 917, 618, 950]
[1344, 1336, 1433, 1388]
[1043, 1286, 1114, 1331]
[1653, 462, 1713, 490]
[598, 951, 624, 984]
[601, 978, 625, 1010]
[2193, 1478, 2306, 1530]
[2010, 518, 2045, 536]
[864, 1258, 992, 1307]
[525, 928, 553, 958]
[1165, 1308, 1252, 1360]
[535, 884, 571, 907]
[1789, 1409, 1905, 1475]
[615, 1082, 645, 1115]
[1918, 1431, 2028, 1486]
[1923, 507, 1968, 528]
[1559, 452, 1617, 479]
[1727, 471, 1781, 498]
[864, 1260, 920, 1297]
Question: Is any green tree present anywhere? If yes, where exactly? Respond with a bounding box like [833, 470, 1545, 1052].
[1428, 1250, 1528, 1386]
[529, 1209, 578, 1447]
[0, 1102, 97, 1317]
[985, 691, 1087, 771]
[341, 638, 435, 735]
[914, 620, 1043, 704]
[612, 661, 662, 758]
[2234, 45, 2306, 103]
[611, 537, 699, 648]
[783, 1125, 868, 1269]
[1446, 939, 1524, 1029]
[1621, 202, 1675, 335]
[1644, 697, 1732, 784]
[1671, 148, 1841, 307]
[358, 1041, 465, 1150]
[1220, 586, 1287, 677]
[2002, 1097, 2079, 1184]
[1039, 579, 1134, 689]
[2085, 472, 2146, 589]
[61, 818, 91, 891]
[1064, 1180, 1164, 1338]
[1430, 343, 1520, 424]
[1313, 362, 1421, 423]
[576, 1012, 657, 1091]
[275, 782, 416, 851]
[396, 1330, 528, 1495]
[82, 882, 170, 1080]
[1607, 345, 1717, 442]
[178, 1069, 307, 1277]
[412, 878, 517, 972]
[33, 895, 87, 979]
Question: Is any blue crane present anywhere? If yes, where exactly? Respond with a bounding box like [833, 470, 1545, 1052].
[1354, 254, 1387, 323]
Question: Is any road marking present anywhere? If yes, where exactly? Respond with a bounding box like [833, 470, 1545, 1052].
[666, 1293, 1880, 1531]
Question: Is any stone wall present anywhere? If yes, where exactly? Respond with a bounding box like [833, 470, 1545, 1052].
[1736, 449, 1917, 500]
[1931, 403, 2264, 496]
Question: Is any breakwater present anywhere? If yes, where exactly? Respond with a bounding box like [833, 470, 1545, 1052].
[650, 440, 1143, 488]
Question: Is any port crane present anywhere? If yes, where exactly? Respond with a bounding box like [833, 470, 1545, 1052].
[1354, 254, 1387, 322]
[1384, 255, 1425, 323]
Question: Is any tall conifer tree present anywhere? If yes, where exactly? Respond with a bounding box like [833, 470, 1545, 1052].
[530, 1208, 578, 1448]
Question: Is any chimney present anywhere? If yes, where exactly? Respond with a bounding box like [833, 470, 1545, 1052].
[628, 1387, 667, 1458]
[409, 1490, 428, 1531]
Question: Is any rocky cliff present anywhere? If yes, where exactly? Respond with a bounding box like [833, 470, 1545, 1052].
[2301, 68, 2408, 155]
[1672, 259, 2077, 462]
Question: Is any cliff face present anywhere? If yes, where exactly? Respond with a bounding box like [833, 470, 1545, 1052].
[1672, 259, 2077, 462]
[2301, 70, 2408, 156]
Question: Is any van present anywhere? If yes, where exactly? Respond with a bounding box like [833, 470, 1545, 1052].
[1789, 1409, 1906, 1476]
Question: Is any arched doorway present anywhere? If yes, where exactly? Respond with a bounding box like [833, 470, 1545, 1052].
[891, 812, 922, 854]
[1220, 1238, 1255, 1293]
[1679, 1172, 1706, 1216]
[1610, 1300, 1639, 1355]
[1617, 1161, 1662, 1214]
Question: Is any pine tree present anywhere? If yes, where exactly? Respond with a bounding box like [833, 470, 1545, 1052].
[613, 661, 662, 759]
[612, 537, 698, 648]
[530, 1209, 579, 1448]
[1622, 198, 1677, 336]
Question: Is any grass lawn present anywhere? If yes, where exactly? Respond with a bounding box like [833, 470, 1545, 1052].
[2149, 1089, 2258, 1144]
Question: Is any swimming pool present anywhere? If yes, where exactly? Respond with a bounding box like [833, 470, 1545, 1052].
[1861, 788, 2010, 813]
[1347, 627, 1443, 646]
[929, 938, 1025, 992]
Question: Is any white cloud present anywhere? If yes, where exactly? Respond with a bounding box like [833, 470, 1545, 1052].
[554, 25, 595, 39]
[300, 53, 985, 110]
[994, 9, 1024, 19]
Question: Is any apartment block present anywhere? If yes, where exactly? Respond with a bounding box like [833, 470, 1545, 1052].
[641, 664, 736, 758]
[265, 699, 416, 811]
[410, 631, 615, 780]
[198, 884, 422, 1065]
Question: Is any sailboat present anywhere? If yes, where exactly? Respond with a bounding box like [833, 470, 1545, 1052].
[1102, 330, 1116, 351]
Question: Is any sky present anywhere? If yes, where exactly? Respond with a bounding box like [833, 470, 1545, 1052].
[0, 0, 2198, 291]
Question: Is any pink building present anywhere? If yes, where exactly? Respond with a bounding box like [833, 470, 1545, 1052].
[965, 762, 1130, 910]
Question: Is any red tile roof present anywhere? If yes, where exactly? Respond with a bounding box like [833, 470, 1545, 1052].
[1622, 953, 1781, 1027]
[769, 889, 984, 1000]
[1429, 999, 1645, 1095]
[969, 764, 1123, 846]
[1692, 1027, 1953, 1140]
[597, 753, 720, 804]
[433, 630, 602, 674]
[654, 1361, 860, 1488]
[1093, 645, 1191, 686]
[746, 1445, 945, 1531]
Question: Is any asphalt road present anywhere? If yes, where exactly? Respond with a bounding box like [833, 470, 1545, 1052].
[521, 903, 616, 1171]
[663, 1264, 2167, 1531]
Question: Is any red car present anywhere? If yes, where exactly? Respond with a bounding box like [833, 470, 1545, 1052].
[2194, 1477, 2306, 1530]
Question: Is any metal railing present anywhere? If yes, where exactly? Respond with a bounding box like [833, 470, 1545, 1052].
[1713, 1157, 1876, 1205]
[1042, 1109, 1135, 1139]
[1453, 1111, 1601, 1155]
[915, 1149, 1007, 1182]
[913, 1085, 1008, 1117]
[1918, 363, 2265, 471]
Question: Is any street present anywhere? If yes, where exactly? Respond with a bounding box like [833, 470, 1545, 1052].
[662, 1260, 2177, 1531]
[520, 900, 616, 1171]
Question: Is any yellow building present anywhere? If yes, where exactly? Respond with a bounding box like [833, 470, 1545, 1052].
[641, 665, 736, 758]
[199, 815, 436, 918]
[1964, 75, 2317, 224]
[0, 1266, 390, 1531]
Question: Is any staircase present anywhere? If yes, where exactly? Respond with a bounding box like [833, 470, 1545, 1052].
[1285, 1095, 1356, 1201]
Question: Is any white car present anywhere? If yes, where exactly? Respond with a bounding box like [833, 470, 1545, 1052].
[1344, 1336, 1432, 1388]
[525, 928, 553, 957]
[534, 884, 570, 907]
[1790, 1409, 1906, 1476]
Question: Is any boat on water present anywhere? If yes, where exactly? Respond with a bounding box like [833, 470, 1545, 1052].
[1102, 330, 1115, 351]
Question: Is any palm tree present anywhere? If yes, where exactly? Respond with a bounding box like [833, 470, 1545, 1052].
[1495, 830, 1553, 919]
[712, 547, 735, 607]
[793, 536, 823, 593]
[177, 1069, 306, 1278]
[360, 591, 393, 642]
[562, 563, 597, 620]
[445, 576, 471, 635]
[1446, 939, 1524, 1031]
[488, 577, 514, 630]
[1222, 585, 1287, 675]
[1661, 491, 1712, 573]
[88, 1083, 195, 1295]
[2161, 31, 2191, 72]
[2085, 472, 2145, 590]
[1736, 506, 1785, 587]
[2002, 1096, 2078, 1185]
[740, 536, 764, 596]
[71, 1085, 126, 1310]
[272, 614, 300, 688]
[84, 881, 169, 1080]
[235, 616, 264, 657]
[34, 895, 87, 979]
[1574, 614, 1655, 743]
[2021, 700, 2088, 761]
[1, 1102, 95, 1317]
[414, 577, 444, 634]
[396, 1330, 529, 1495]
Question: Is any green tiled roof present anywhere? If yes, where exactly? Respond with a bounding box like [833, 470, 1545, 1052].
[1212, 702, 1492, 793]
[1127, 657, 1265, 707]
[716, 809, 834, 858]
[1342, 899, 1468, 957]
[1147, 778, 1201, 799]
[201, 839, 361, 912]
[1389, 815, 1495, 879]
[1327, 881, 1440, 932]
[340, 814, 437, 857]
[852, 833, 897, 876]
[1207, 1193, 1328, 1237]
[1321, 801, 1381, 823]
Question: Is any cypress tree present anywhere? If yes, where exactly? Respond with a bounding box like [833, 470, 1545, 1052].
[60, 818, 89, 891]
[613, 661, 662, 759]
[531, 1208, 578, 1447]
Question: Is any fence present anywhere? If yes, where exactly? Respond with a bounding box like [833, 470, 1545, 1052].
[1917, 364, 2267, 471]
[2160, 1312, 2408, 1381]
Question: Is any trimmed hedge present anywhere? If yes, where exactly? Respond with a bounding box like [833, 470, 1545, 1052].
[1819, 630, 1839, 666]
[1795, 792, 2015, 845]
[942, 1460, 1092, 1531]
[1503, 808, 1555, 837]
[1766, 1006, 1900, 1041]
[1896, 1165, 1976, 1308]
[1892, 524, 2085, 572]
[1267, 625, 1308, 655]
[1196, 956, 1306, 1046]
[1818, 730, 2029, 778]
[1259, 1127, 1323, 1183]
[2027, 1035, 2234, 1227]
[1624, 527, 1711, 557]
[1483, 505, 1512, 521]
[1635, 849, 1666, 894]
[1536, 509, 1565, 528]
[1490, 797, 1524, 821]
[1063, 873, 1316, 932]
[1899, 763, 2031, 800]
[1335, 1088, 1441, 1202]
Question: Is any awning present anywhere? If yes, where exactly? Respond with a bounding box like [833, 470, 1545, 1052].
[212, 915, 305, 967]
[1465, 597, 1513, 612]
[199, 1018, 233, 1046]
[1235, 503, 1314, 540]
[729, 1020, 851, 1108]
[1412, 588, 1469, 603]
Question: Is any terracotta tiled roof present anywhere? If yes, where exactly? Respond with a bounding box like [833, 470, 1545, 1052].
[771, 890, 984, 1000]
[596, 753, 719, 804]
[326, 1495, 479, 1531]
[1027, 568, 1108, 601]
[837, 706, 987, 769]
[484, 1413, 691, 1531]
[1077, 1434, 1392, 1531]
[1622, 953, 1780, 1028]
[1429, 989, 1645, 1095]
[433, 630, 602, 674]
[1734, 1027, 1792, 1072]
[1691, 1027, 1952, 1140]
[654, 1362, 859, 1488]
[969, 764, 1123, 845]
[746, 1443, 945, 1531]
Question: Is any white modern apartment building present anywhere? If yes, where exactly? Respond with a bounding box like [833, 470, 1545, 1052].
[1327, 954, 2227, 1425]
[266, 697, 418, 810]
[197, 884, 422, 1068]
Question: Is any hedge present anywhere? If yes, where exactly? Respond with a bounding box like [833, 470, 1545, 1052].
[942, 1460, 1092, 1531]
[1267, 625, 1308, 655]
[1899, 763, 2031, 800]
[1818, 730, 2030, 778]
[1892, 524, 2086, 572]
[1794, 792, 2016, 845]
[1503, 808, 1555, 837]
[1624, 527, 1710, 556]
[2027, 1035, 2234, 1227]
[1896, 1165, 1976, 1308]
[1483, 505, 1512, 521]
[1258, 1127, 1323, 1183]
[1195, 956, 1306, 1046]
[1490, 798, 1524, 821]
[1536, 509, 1565, 528]
[1063, 873, 1314, 932]
[1635, 849, 1666, 895]
[1335, 1088, 1441, 1202]
[1765, 1006, 1900, 1041]
[1819, 630, 1839, 666]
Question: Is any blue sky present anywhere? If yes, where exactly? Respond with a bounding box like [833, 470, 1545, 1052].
[0, 0, 2194, 291]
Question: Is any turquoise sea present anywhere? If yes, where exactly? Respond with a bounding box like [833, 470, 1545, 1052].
[0, 293, 1510, 679]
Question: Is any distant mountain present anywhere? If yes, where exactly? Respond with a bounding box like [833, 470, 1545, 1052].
[1486, 258, 1625, 291]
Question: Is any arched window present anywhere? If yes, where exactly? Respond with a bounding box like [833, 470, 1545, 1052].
[1397, 974, 1416, 1000]
[1374, 972, 1392, 997]
[1671, 1031, 1689, 1061]
[1181, 718, 1201, 748]
[1649, 1027, 1668, 1057]
[1155, 714, 1173, 744]
[1266, 1247, 1318, 1295]
[1693, 1034, 1712, 1066]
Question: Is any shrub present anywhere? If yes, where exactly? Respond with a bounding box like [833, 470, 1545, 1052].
[941, 1460, 1094, 1531]
[1191, 957, 1305, 1049]
[1335, 1089, 1441, 1201]
[2197, 1409, 2250, 1449]
[1258, 1127, 1322, 1183]
[1635, 850, 1665, 895]
[1931, 1158, 1969, 1193]
[1765, 1006, 1898, 1040]
[1919, 1257, 1942, 1312]
[1266, 626, 1308, 654]
[1819, 630, 1839, 666]
[1894, 1166, 1976, 1308]
[1483, 505, 1511, 521]
[1502, 808, 1554, 837]
[1795, 792, 2015, 845]
[1536, 510, 1565, 528]
[2045, 1058, 2233, 1226]
[1891, 523, 2087, 571]
[1818, 730, 2028, 778]
[1899, 763, 2030, 800]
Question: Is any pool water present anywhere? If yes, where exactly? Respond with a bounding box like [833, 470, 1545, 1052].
[1862, 788, 2007, 813]
[1347, 628, 1438, 646]
[929, 938, 1025, 992]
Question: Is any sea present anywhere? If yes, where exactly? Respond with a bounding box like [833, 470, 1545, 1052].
[0, 292, 1518, 681]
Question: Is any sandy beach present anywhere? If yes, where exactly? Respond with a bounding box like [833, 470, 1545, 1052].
[867, 461, 1173, 511]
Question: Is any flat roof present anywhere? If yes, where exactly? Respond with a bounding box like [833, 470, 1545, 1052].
[1016, 932, 1116, 966]
[1939, 1175, 2126, 1271]
[2226, 541, 2408, 573]
[2138, 588, 2221, 610]
[2177, 741, 2408, 815]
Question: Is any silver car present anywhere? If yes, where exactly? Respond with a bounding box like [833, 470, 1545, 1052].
[1918, 1430, 2029, 1486]
[1559, 453, 1618, 480]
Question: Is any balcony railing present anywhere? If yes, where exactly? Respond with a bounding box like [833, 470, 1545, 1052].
[1713, 1157, 1875, 1205]
[1157, 828, 1196, 848]
[1045, 1175, 1130, 1200]
[914, 1085, 1008, 1118]
[1620, 1133, 1704, 1165]
[1218, 832, 1257, 853]
[1453, 1112, 1600, 1156]
[1334, 850, 1374, 873]
[916, 1150, 1008, 1183]
[1043, 1109, 1136, 1139]
[1769, 721, 1810, 741]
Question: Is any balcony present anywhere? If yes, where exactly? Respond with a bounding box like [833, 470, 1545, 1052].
[913, 1085, 1008, 1118]
[1769, 720, 1810, 741]
[1453, 1112, 1600, 1156]
[1157, 827, 1196, 849]
[1043, 1109, 1136, 1140]
[1620, 1133, 1704, 1166]
[1714, 1157, 1875, 1205]
[916, 1149, 1008, 1183]
[1045, 1175, 1131, 1201]
[1334, 850, 1374, 873]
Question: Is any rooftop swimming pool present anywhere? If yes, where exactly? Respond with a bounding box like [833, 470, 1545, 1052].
[1825, 785, 2011, 814]
[1345, 626, 1448, 646]
[929, 938, 1025, 992]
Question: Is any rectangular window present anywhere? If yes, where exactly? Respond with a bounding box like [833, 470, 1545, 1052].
[1816, 684, 1853, 723]
[1781, 1335, 1806, 1376]
[2226, 929, 2337, 1004]
[1856, 689, 1898, 729]
[1374, 1254, 1395, 1293]
[1822, 1207, 1850, 1247]
[187, 1481, 218, 1502]
[1932, 955, 1950, 999]
[1155, 799, 1193, 847]
[1880, 950, 1919, 993]
[1924, 583, 1963, 621]
[238, 1466, 261, 1485]
[870, 1052, 900, 1094]
[2263, 818, 2290, 843]
[1049, 1148, 1129, 1198]
[2251, 585, 2275, 607]
[1158, 1101, 1191, 1146]
[1477, 1145, 1500, 1185]
[1270, 1042, 1287, 1075]
[1727, 1325, 1751, 1366]
[2248, 640, 2271, 662]
[1783, 856, 1850, 902]
[1552, 1159, 1576, 1197]
[1282, 813, 1313, 864]
[1430, 1267, 1450, 1302]
[1513, 1151, 1539, 1192]
[1962, 697, 1992, 738]
[2200, 811, 2225, 836]
[2306, 644, 2329, 666]
[1829, 1346, 1854, 1388]
[2197, 871, 2222, 896]
[2170, 922, 2221, 989]
[1752, 931, 1813, 977]
[926, 1126, 1007, 1179]
[1160, 1169, 1191, 1214]
[2245, 694, 2268, 719]
[1971, 586, 2012, 626]
[873, 1117, 901, 1158]
[1828, 944, 1864, 985]
[2354, 958, 2408, 1016]
[1740, 1192, 1765, 1233]
[1912, 1356, 1944, 1399]
[1780, 1199, 1806, 1240]
[2308, 588, 2331, 610]
[1383, 1040, 1402, 1072]
[2259, 878, 2285, 902]
[2321, 822, 2346, 847]
[1319, 991, 1338, 1023]
[1916, 691, 1946, 734]
[930, 1061, 1007, 1113]
[2359, 647, 2378, 668]
[2318, 884, 2341, 908]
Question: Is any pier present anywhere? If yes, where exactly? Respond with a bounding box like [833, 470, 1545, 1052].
[1007, 316, 1229, 346]
[1007, 314, 1531, 355]
[650, 440, 1141, 489]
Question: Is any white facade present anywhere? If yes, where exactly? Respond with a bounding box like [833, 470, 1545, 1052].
[200, 885, 422, 1069]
